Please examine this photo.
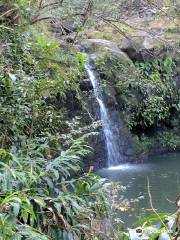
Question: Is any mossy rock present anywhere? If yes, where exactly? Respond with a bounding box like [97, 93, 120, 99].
[81, 38, 137, 87]
[120, 35, 180, 62]
[82, 39, 123, 54]
[83, 16, 180, 62]
[93, 47, 138, 95]
[95, 48, 134, 68]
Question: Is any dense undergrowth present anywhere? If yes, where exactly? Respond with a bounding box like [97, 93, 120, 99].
[0, 1, 179, 239]
[0, 1, 114, 239]
[95, 52, 180, 156]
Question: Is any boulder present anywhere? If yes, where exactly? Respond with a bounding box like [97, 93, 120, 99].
[120, 35, 180, 61]
[82, 38, 134, 64]
[80, 78, 93, 91]
[84, 16, 180, 62]
[82, 39, 120, 53]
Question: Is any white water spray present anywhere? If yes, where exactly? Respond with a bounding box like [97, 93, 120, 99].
[85, 63, 123, 167]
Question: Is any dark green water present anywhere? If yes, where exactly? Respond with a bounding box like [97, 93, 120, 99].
[98, 153, 180, 226]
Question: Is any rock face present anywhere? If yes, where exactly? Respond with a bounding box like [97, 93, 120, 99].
[81, 41, 136, 167]
[80, 78, 93, 91]
[85, 16, 180, 62]
[82, 39, 120, 52]
[80, 15, 180, 166]
[81, 29, 179, 166]
[82, 39, 132, 63]
[120, 35, 180, 62]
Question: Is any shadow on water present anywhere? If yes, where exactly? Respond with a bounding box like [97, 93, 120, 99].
[98, 153, 180, 226]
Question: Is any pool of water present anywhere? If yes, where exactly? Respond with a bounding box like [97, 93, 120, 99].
[98, 153, 180, 226]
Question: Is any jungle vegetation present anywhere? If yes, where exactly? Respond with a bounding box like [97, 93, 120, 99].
[0, 0, 179, 239]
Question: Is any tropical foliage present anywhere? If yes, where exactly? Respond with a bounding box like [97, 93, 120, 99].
[0, 0, 179, 239]
[95, 53, 180, 153]
[0, 1, 114, 239]
[0, 140, 114, 239]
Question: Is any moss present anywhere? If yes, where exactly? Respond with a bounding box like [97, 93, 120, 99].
[130, 127, 180, 158]
[131, 135, 153, 158]
[95, 51, 179, 154]
[87, 28, 114, 41]
[86, 23, 133, 43]
[95, 49, 136, 86]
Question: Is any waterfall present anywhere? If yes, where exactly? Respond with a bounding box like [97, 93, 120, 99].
[85, 63, 123, 167]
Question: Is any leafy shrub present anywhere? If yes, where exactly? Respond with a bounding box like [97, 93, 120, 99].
[0, 1, 115, 239]
[95, 52, 179, 154]
[96, 53, 179, 132]
[0, 135, 115, 239]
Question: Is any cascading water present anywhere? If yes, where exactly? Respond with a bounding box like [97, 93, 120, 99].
[85, 63, 123, 167]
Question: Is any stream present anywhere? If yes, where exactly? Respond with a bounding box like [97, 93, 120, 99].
[98, 153, 180, 226]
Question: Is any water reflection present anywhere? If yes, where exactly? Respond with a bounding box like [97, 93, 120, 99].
[98, 153, 180, 226]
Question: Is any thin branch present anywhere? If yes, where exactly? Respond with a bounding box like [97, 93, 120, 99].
[98, 16, 166, 44]
[146, 0, 180, 28]
[39, 1, 64, 12]
[147, 177, 171, 236]
[94, 15, 180, 54]
[39, 0, 44, 9]
[73, 0, 93, 42]
[0, 8, 18, 18]
[175, 195, 180, 239]
[34, 0, 64, 24]
[99, 16, 138, 52]
[29, 104, 35, 143]
[30, 16, 54, 25]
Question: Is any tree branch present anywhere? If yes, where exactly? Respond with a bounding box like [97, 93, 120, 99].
[30, 16, 54, 25]
[147, 177, 171, 236]
[39, 1, 64, 12]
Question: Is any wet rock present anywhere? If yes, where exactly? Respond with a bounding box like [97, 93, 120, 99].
[104, 85, 118, 110]
[80, 78, 93, 91]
